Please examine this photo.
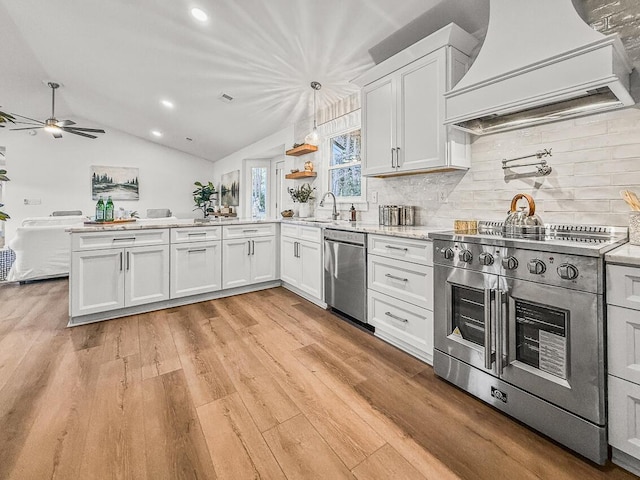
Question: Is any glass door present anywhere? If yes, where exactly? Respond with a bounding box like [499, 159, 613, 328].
[500, 278, 604, 424]
[434, 265, 498, 375]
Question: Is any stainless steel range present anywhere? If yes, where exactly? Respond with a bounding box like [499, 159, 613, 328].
[429, 222, 628, 464]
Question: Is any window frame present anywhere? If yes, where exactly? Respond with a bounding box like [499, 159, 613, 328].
[324, 125, 365, 205]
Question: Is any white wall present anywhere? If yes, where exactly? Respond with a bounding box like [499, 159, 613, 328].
[212, 126, 294, 217]
[2, 119, 213, 240]
[361, 107, 640, 227]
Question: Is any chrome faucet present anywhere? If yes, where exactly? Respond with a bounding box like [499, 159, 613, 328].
[319, 191, 339, 220]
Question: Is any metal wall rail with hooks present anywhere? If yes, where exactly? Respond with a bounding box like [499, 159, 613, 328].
[502, 148, 553, 181]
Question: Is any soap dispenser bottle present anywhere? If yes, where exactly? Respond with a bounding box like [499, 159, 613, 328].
[350, 204, 356, 222]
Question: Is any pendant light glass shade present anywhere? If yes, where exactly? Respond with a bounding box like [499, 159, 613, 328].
[304, 81, 322, 146]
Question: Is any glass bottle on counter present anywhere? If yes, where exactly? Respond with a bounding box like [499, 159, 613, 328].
[105, 196, 114, 222]
[350, 204, 357, 222]
[95, 197, 105, 222]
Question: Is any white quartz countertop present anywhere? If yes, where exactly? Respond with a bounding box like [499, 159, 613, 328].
[68, 217, 446, 240]
[605, 242, 640, 266]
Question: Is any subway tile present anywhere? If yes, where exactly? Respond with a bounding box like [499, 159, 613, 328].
[543, 200, 611, 213]
[611, 172, 640, 185]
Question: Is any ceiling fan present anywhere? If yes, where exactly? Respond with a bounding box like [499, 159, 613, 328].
[9, 82, 105, 139]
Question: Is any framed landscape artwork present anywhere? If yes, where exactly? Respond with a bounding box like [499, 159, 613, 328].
[91, 165, 139, 200]
[220, 170, 240, 206]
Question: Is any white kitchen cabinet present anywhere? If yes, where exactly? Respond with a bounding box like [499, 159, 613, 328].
[367, 234, 433, 364]
[170, 240, 222, 298]
[607, 261, 640, 476]
[280, 224, 323, 302]
[71, 244, 169, 316]
[222, 225, 276, 289]
[354, 23, 476, 177]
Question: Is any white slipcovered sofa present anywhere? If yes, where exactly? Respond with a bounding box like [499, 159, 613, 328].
[7, 215, 86, 282]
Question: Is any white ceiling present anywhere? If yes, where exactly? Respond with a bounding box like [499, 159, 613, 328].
[0, 0, 444, 162]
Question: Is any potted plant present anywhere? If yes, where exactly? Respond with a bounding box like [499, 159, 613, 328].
[0, 169, 9, 221]
[192, 181, 217, 218]
[0, 109, 16, 127]
[287, 183, 315, 218]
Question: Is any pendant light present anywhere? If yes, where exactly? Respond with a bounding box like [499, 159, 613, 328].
[304, 81, 322, 146]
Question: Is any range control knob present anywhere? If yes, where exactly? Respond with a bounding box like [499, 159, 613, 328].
[442, 248, 454, 260]
[527, 259, 546, 275]
[459, 249, 473, 263]
[501, 256, 518, 270]
[557, 263, 579, 280]
[479, 252, 494, 266]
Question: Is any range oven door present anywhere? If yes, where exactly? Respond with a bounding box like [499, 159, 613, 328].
[499, 278, 604, 424]
[434, 265, 500, 376]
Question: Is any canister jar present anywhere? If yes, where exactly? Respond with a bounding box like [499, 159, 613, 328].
[629, 212, 640, 245]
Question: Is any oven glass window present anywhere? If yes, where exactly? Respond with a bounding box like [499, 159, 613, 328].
[451, 285, 485, 346]
[515, 301, 567, 379]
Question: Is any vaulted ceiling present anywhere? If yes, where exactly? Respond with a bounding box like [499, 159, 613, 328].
[0, 0, 448, 161]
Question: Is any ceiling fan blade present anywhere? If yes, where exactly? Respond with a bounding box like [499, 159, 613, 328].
[57, 119, 76, 127]
[11, 126, 44, 131]
[65, 127, 105, 133]
[53, 132, 63, 139]
[10, 113, 44, 125]
[61, 127, 97, 139]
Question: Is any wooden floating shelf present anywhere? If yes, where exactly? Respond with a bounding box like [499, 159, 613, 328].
[285, 171, 317, 180]
[286, 144, 318, 156]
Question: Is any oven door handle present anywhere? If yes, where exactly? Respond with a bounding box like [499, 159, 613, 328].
[484, 288, 493, 370]
[496, 289, 505, 376]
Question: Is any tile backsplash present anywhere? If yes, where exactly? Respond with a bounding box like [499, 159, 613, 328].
[360, 107, 640, 227]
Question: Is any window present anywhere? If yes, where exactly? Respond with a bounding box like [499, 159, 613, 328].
[328, 128, 362, 200]
[250, 166, 268, 218]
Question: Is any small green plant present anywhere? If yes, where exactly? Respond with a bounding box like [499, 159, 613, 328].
[0, 169, 9, 221]
[288, 183, 315, 203]
[193, 181, 217, 217]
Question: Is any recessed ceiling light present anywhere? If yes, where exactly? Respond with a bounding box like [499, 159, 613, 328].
[151, 130, 163, 137]
[191, 7, 208, 22]
[161, 99, 174, 109]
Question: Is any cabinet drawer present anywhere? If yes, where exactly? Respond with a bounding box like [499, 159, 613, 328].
[72, 229, 169, 251]
[368, 234, 432, 266]
[608, 375, 640, 460]
[607, 265, 640, 310]
[608, 305, 640, 385]
[368, 254, 432, 310]
[171, 226, 221, 243]
[368, 289, 433, 355]
[281, 223, 322, 244]
[223, 223, 275, 239]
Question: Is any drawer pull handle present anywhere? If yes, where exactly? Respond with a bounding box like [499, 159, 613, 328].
[243, 229, 259, 233]
[188, 232, 207, 236]
[385, 273, 408, 282]
[188, 248, 206, 253]
[113, 237, 136, 242]
[385, 245, 408, 252]
[385, 311, 408, 323]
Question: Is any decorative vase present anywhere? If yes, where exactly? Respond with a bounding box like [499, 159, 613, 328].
[298, 202, 311, 218]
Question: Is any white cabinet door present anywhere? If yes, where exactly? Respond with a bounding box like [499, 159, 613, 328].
[71, 249, 124, 316]
[222, 239, 252, 288]
[280, 236, 299, 286]
[397, 49, 445, 173]
[362, 76, 396, 176]
[299, 240, 322, 299]
[125, 244, 170, 307]
[251, 236, 276, 283]
[170, 241, 222, 299]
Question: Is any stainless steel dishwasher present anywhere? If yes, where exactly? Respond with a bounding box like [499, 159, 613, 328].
[324, 229, 367, 324]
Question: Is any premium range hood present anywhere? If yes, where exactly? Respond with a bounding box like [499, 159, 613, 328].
[445, 0, 636, 135]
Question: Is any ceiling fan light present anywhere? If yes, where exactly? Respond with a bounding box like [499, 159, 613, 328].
[191, 7, 208, 22]
[44, 125, 61, 134]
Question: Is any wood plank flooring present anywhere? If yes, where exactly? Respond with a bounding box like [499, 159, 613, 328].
[0, 279, 637, 480]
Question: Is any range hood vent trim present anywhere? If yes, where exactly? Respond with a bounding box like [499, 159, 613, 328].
[444, 0, 636, 135]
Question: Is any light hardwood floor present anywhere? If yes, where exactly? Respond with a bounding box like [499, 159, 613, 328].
[0, 279, 636, 480]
